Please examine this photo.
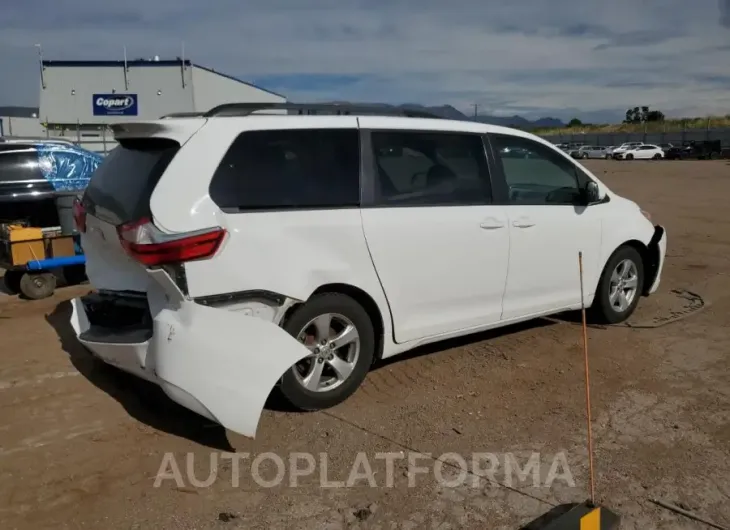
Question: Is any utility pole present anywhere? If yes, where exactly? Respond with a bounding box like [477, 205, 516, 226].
[472, 103, 479, 118]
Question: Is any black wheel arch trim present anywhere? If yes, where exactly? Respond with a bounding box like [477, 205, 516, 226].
[194, 289, 288, 307]
[643, 225, 665, 296]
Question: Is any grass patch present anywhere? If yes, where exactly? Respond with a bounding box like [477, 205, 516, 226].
[533, 115, 730, 136]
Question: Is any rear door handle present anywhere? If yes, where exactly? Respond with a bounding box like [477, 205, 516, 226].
[512, 218, 535, 228]
[479, 218, 505, 229]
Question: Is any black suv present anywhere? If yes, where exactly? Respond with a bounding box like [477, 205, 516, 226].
[664, 140, 722, 160]
[0, 140, 102, 227]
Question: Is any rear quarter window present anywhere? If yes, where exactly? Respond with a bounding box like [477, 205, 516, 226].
[83, 138, 179, 225]
[208, 128, 361, 211]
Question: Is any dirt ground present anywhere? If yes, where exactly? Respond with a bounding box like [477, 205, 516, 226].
[1, 160, 729, 530]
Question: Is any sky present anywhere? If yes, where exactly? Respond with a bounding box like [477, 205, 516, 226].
[1, 0, 729, 122]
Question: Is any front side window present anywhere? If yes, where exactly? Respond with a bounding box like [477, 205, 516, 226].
[371, 131, 491, 206]
[209, 129, 360, 211]
[491, 134, 582, 206]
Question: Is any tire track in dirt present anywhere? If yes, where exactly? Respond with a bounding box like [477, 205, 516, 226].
[355, 321, 573, 406]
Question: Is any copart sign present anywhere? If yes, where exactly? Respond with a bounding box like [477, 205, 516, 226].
[92, 94, 138, 116]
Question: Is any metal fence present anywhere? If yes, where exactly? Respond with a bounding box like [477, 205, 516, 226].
[539, 128, 730, 148]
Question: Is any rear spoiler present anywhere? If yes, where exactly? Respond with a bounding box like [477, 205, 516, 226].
[111, 120, 207, 145]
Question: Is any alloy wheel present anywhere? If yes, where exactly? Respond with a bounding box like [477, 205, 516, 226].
[609, 259, 639, 312]
[293, 313, 361, 392]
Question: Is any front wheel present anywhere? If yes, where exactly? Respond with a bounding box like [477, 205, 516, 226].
[590, 246, 645, 324]
[279, 293, 375, 411]
[582, 153, 589, 159]
[626, 154, 634, 160]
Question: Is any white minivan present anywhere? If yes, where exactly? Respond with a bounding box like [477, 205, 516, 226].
[71, 103, 667, 438]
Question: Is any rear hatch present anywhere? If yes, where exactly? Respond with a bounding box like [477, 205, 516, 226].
[78, 119, 232, 301]
[79, 137, 182, 293]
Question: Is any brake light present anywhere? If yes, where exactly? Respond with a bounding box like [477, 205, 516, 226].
[73, 199, 87, 233]
[117, 217, 226, 267]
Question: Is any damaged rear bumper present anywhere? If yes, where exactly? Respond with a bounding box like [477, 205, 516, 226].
[70, 274, 310, 438]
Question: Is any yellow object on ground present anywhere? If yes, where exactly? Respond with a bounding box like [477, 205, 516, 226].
[7, 225, 44, 242]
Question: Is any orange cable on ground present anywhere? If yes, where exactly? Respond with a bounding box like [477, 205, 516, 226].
[578, 251, 596, 505]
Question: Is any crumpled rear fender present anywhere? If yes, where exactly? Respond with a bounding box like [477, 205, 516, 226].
[73, 269, 311, 439]
[150, 301, 311, 438]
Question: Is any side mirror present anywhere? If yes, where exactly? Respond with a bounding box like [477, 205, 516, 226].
[584, 181, 601, 204]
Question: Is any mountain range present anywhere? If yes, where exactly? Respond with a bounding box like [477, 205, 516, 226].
[327, 102, 565, 129]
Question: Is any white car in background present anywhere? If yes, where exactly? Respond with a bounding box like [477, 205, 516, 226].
[615, 144, 664, 160]
[611, 142, 644, 158]
[69, 103, 667, 439]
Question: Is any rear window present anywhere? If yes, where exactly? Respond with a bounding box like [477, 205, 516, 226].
[83, 138, 179, 224]
[208, 128, 360, 211]
[0, 150, 44, 183]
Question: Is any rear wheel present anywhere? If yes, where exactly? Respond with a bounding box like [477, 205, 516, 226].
[652, 153, 661, 160]
[19, 272, 56, 300]
[279, 293, 375, 410]
[590, 246, 644, 324]
[2, 270, 23, 295]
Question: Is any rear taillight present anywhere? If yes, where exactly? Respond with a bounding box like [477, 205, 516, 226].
[73, 199, 87, 233]
[117, 217, 226, 267]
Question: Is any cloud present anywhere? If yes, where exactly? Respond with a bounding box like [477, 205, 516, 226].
[0, 0, 729, 121]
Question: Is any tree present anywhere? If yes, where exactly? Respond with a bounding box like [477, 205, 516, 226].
[568, 118, 583, 127]
[645, 110, 665, 122]
[625, 107, 641, 123]
[624, 106, 665, 124]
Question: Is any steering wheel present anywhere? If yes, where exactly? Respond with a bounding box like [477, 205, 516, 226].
[545, 186, 579, 204]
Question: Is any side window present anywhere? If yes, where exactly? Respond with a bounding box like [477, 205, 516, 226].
[371, 131, 491, 206]
[491, 134, 582, 206]
[209, 129, 360, 211]
[0, 151, 44, 183]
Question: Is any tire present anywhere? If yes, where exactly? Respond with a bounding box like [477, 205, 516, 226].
[2, 270, 23, 295]
[279, 293, 375, 411]
[582, 153, 589, 159]
[590, 246, 645, 324]
[626, 154, 634, 160]
[653, 153, 661, 160]
[19, 272, 57, 300]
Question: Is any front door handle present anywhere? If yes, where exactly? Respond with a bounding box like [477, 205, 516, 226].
[512, 218, 535, 228]
[480, 218, 505, 229]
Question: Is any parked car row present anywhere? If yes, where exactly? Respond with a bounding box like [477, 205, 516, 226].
[554, 140, 725, 161]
